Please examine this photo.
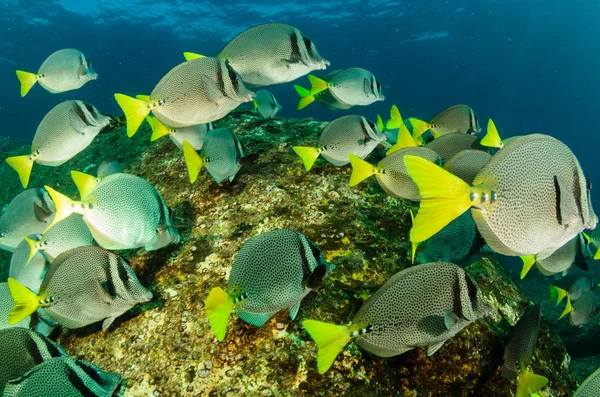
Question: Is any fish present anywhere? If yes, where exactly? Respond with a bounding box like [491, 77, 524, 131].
[299, 68, 384, 109]
[0, 328, 67, 392]
[2, 356, 124, 397]
[293, 115, 385, 171]
[6, 100, 110, 188]
[0, 283, 30, 329]
[114, 57, 254, 137]
[43, 171, 180, 251]
[186, 23, 329, 87]
[573, 365, 600, 396]
[405, 134, 598, 258]
[385, 105, 421, 154]
[96, 159, 123, 179]
[423, 133, 480, 163]
[205, 229, 332, 341]
[443, 150, 492, 185]
[253, 89, 282, 119]
[480, 119, 504, 149]
[409, 104, 481, 140]
[520, 234, 587, 279]
[582, 225, 600, 260]
[7, 246, 153, 330]
[0, 188, 56, 252]
[294, 70, 354, 111]
[348, 147, 441, 201]
[9, 236, 48, 294]
[145, 115, 212, 150]
[183, 128, 255, 184]
[15, 48, 97, 97]
[567, 291, 596, 327]
[303, 262, 491, 374]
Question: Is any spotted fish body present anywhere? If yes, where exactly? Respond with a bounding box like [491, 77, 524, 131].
[0, 188, 55, 252]
[310, 70, 353, 110]
[35, 246, 152, 330]
[427, 105, 481, 136]
[218, 23, 329, 87]
[325, 68, 385, 106]
[2, 356, 123, 397]
[0, 328, 67, 391]
[570, 291, 596, 327]
[168, 123, 212, 150]
[424, 133, 479, 163]
[502, 304, 541, 379]
[535, 234, 580, 276]
[350, 262, 491, 357]
[228, 229, 332, 326]
[574, 365, 600, 396]
[443, 150, 492, 185]
[9, 237, 48, 293]
[200, 128, 247, 184]
[0, 284, 30, 329]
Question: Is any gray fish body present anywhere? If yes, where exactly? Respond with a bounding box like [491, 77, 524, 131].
[319, 115, 385, 166]
[75, 173, 180, 251]
[0, 284, 30, 329]
[569, 276, 593, 302]
[254, 90, 282, 118]
[444, 150, 492, 185]
[570, 291, 595, 327]
[35, 49, 97, 93]
[229, 229, 332, 326]
[353, 262, 491, 357]
[200, 128, 245, 184]
[218, 23, 329, 87]
[96, 160, 123, 178]
[327, 68, 385, 106]
[151, 57, 254, 127]
[312, 70, 354, 110]
[535, 235, 579, 276]
[169, 123, 212, 150]
[502, 304, 541, 379]
[424, 133, 479, 163]
[0, 188, 56, 252]
[376, 147, 441, 201]
[32, 100, 110, 166]
[574, 366, 600, 396]
[38, 246, 152, 330]
[3, 356, 123, 397]
[471, 134, 597, 257]
[9, 235, 48, 293]
[430, 105, 481, 136]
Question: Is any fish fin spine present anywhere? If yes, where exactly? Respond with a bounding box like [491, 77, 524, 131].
[6, 155, 35, 188]
[348, 154, 377, 187]
[114, 93, 151, 137]
[15, 70, 37, 97]
[7, 278, 45, 324]
[302, 319, 357, 374]
[292, 146, 320, 171]
[183, 140, 203, 184]
[204, 287, 236, 342]
[481, 119, 504, 148]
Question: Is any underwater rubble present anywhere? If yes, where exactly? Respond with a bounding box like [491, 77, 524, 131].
[0, 109, 579, 396]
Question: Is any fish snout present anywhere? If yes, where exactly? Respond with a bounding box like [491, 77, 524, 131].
[142, 290, 154, 302]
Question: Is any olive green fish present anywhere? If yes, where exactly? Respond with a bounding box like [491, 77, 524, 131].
[409, 104, 481, 140]
[303, 262, 491, 374]
[6, 100, 110, 188]
[205, 229, 332, 341]
[253, 89, 282, 119]
[573, 365, 600, 396]
[16, 48, 97, 97]
[145, 115, 211, 150]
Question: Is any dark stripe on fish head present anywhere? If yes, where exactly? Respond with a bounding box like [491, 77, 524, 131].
[36, 333, 63, 359]
[573, 168, 585, 225]
[77, 361, 108, 388]
[469, 109, 481, 133]
[26, 335, 45, 364]
[67, 364, 99, 397]
[289, 31, 304, 65]
[296, 234, 311, 278]
[215, 61, 228, 98]
[553, 175, 563, 225]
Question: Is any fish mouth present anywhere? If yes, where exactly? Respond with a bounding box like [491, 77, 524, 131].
[316, 59, 330, 70]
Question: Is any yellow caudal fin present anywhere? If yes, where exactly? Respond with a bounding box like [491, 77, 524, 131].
[135, 94, 150, 102]
[20, 234, 39, 268]
[549, 285, 567, 305]
[148, 116, 170, 142]
[582, 231, 591, 244]
[253, 99, 259, 112]
[385, 104, 403, 129]
[302, 319, 354, 374]
[298, 95, 315, 110]
[183, 52, 205, 61]
[595, 249, 600, 261]
[204, 287, 235, 342]
[294, 85, 310, 98]
[404, 155, 472, 243]
[182, 140, 203, 184]
[559, 296, 573, 320]
[386, 125, 417, 155]
[292, 146, 320, 171]
[409, 210, 419, 264]
[520, 255, 536, 279]
[6, 155, 35, 188]
[481, 119, 503, 149]
[408, 118, 430, 141]
[71, 170, 99, 200]
[307, 74, 329, 95]
[16, 70, 37, 97]
[43, 186, 75, 233]
[114, 93, 150, 137]
[348, 154, 377, 187]
[376, 114, 385, 132]
[7, 278, 42, 324]
[516, 370, 548, 397]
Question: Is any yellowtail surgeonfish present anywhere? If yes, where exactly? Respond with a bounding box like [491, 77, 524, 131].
[16, 48, 98, 97]
[520, 233, 587, 279]
[253, 89, 282, 119]
[0, 283, 30, 330]
[6, 100, 110, 188]
[7, 246, 152, 330]
[0, 188, 55, 252]
[294, 70, 354, 111]
[573, 361, 600, 396]
[303, 262, 491, 374]
[144, 115, 212, 150]
[185, 23, 329, 87]
[423, 132, 481, 163]
[409, 104, 481, 141]
[549, 276, 594, 322]
[405, 134, 598, 258]
[293, 115, 385, 171]
[205, 229, 332, 341]
[115, 57, 254, 137]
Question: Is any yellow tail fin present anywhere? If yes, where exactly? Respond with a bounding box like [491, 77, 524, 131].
[204, 287, 235, 342]
[516, 370, 548, 397]
[183, 52, 205, 61]
[348, 154, 377, 187]
[404, 155, 473, 243]
[298, 95, 315, 110]
[71, 170, 99, 200]
[559, 296, 573, 320]
[15, 70, 37, 97]
[302, 319, 354, 374]
[182, 140, 203, 184]
[6, 155, 35, 188]
[386, 125, 417, 155]
[292, 146, 320, 171]
[135, 94, 150, 102]
[148, 116, 171, 142]
[20, 234, 39, 268]
[409, 209, 419, 264]
[307, 74, 329, 95]
[376, 114, 385, 132]
[43, 186, 75, 233]
[595, 249, 600, 261]
[386, 104, 403, 129]
[519, 255, 536, 279]
[7, 278, 42, 324]
[549, 285, 567, 305]
[481, 119, 503, 149]
[294, 85, 310, 98]
[114, 93, 150, 137]
[408, 118, 430, 141]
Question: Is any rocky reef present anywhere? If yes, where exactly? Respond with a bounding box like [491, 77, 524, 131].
[0, 110, 580, 396]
